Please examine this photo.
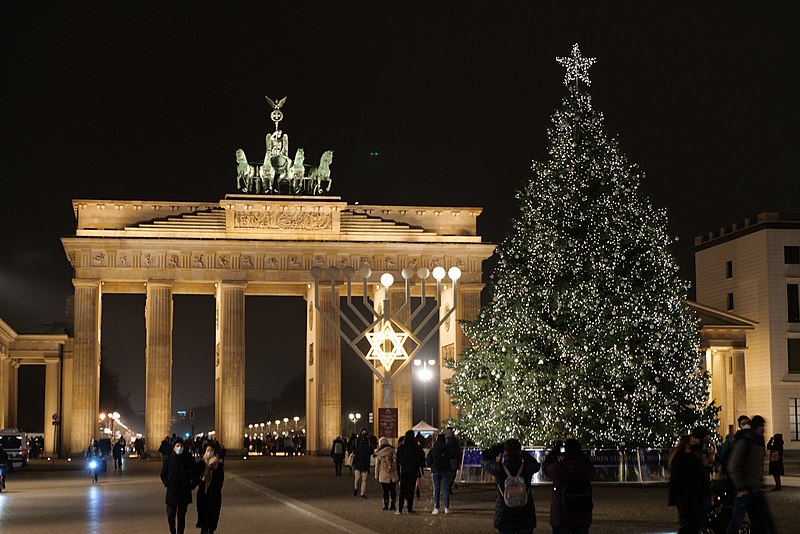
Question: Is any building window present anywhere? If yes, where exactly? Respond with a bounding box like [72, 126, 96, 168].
[790, 339, 800, 374]
[786, 246, 800, 264]
[791, 398, 800, 441]
[726, 260, 733, 279]
[789, 284, 800, 323]
[727, 292, 734, 311]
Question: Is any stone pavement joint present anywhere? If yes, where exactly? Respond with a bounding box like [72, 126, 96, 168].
[229, 472, 378, 534]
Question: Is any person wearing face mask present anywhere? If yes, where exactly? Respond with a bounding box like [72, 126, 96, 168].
[161, 438, 199, 534]
[352, 427, 374, 498]
[196, 443, 224, 534]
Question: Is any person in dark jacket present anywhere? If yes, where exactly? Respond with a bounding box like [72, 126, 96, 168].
[160, 438, 199, 534]
[668, 434, 709, 534]
[767, 433, 784, 491]
[196, 443, 224, 534]
[351, 428, 374, 498]
[159, 435, 173, 461]
[726, 415, 776, 534]
[112, 439, 124, 471]
[445, 428, 462, 495]
[396, 429, 425, 514]
[426, 433, 453, 514]
[331, 435, 346, 476]
[543, 439, 595, 534]
[481, 438, 540, 533]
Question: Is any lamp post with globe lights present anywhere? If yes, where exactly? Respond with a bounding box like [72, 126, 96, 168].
[348, 412, 362, 434]
[283, 417, 289, 434]
[293, 416, 300, 431]
[414, 359, 437, 423]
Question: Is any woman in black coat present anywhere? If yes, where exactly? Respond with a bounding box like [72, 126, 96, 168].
[767, 433, 784, 491]
[481, 439, 540, 533]
[196, 443, 224, 534]
[160, 439, 199, 534]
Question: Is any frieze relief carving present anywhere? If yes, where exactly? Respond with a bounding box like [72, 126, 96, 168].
[444, 303, 452, 332]
[406, 256, 419, 270]
[265, 256, 280, 270]
[116, 253, 129, 267]
[192, 254, 206, 268]
[233, 210, 333, 231]
[314, 255, 326, 267]
[337, 256, 350, 269]
[167, 254, 181, 268]
[216, 254, 230, 268]
[288, 256, 302, 269]
[91, 252, 107, 267]
[241, 255, 254, 269]
[143, 253, 156, 267]
[385, 256, 397, 270]
[67, 252, 77, 268]
[441, 343, 456, 362]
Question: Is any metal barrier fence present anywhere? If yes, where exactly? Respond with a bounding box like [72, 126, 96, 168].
[459, 448, 670, 485]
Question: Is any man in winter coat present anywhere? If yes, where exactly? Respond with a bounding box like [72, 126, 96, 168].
[112, 439, 124, 470]
[160, 438, 199, 534]
[374, 436, 399, 510]
[351, 427, 374, 498]
[481, 438, 540, 533]
[725, 415, 776, 534]
[396, 429, 425, 514]
[426, 433, 453, 514]
[159, 435, 173, 461]
[445, 428, 462, 495]
[543, 439, 595, 533]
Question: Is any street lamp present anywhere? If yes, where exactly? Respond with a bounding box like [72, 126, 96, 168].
[293, 416, 299, 431]
[275, 420, 281, 435]
[414, 358, 437, 423]
[348, 412, 362, 434]
[283, 417, 289, 433]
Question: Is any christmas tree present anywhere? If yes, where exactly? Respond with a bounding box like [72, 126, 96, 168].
[447, 45, 717, 449]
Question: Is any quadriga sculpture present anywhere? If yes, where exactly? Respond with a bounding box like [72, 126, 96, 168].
[309, 150, 334, 194]
[235, 149, 257, 193]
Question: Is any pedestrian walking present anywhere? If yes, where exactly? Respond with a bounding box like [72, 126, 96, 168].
[351, 427, 374, 498]
[481, 438, 540, 534]
[396, 429, 425, 514]
[331, 435, 346, 476]
[160, 438, 199, 534]
[112, 439, 124, 470]
[159, 435, 173, 461]
[374, 436, 399, 511]
[767, 433, 784, 491]
[668, 434, 709, 534]
[543, 439, 595, 534]
[426, 433, 453, 514]
[196, 443, 224, 534]
[445, 428, 461, 495]
[725, 415, 777, 534]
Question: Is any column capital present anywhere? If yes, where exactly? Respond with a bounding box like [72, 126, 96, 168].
[44, 356, 61, 364]
[217, 281, 248, 290]
[10, 359, 21, 368]
[145, 280, 174, 289]
[73, 278, 102, 289]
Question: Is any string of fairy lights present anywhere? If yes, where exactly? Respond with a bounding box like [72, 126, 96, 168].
[446, 44, 717, 448]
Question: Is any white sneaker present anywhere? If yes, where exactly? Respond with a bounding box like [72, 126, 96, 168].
[432, 508, 439, 515]
[444, 508, 450, 514]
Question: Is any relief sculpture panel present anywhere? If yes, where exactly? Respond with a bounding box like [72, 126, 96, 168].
[233, 210, 333, 231]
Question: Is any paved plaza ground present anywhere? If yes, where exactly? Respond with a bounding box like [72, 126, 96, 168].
[1, 455, 797, 533]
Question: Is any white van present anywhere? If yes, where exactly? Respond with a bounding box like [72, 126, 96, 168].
[0, 429, 29, 468]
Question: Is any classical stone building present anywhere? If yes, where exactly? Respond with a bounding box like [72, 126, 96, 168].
[695, 212, 800, 448]
[60, 195, 495, 456]
[0, 318, 70, 456]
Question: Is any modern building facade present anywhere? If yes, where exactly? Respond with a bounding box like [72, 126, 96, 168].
[695, 212, 800, 449]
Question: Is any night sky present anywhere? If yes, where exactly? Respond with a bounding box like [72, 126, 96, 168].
[4, 4, 799, 433]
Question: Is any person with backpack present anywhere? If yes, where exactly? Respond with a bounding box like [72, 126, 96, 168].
[426, 433, 453, 514]
[481, 438, 540, 534]
[543, 439, 595, 534]
[374, 436, 399, 511]
[331, 435, 346, 476]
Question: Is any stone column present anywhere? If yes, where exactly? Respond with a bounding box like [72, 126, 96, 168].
[439, 285, 481, 424]
[305, 284, 341, 454]
[9, 360, 19, 428]
[215, 282, 246, 454]
[0, 352, 8, 428]
[732, 350, 747, 422]
[145, 281, 173, 455]
[43, 356, 61, 456]
[389, 288, 413, 435]
[711, 350, 729, 434]
[70, 279, 102, 455]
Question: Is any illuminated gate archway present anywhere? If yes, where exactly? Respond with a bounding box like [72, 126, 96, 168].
[61, 195, 494, 455]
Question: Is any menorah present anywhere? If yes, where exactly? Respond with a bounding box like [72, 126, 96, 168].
[310, 264, 461, 406]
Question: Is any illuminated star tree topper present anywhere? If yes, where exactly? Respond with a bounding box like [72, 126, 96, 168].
[556, 43, 597, 89]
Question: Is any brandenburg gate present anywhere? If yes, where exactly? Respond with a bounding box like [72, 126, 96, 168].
[60, 196, 494, 454]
